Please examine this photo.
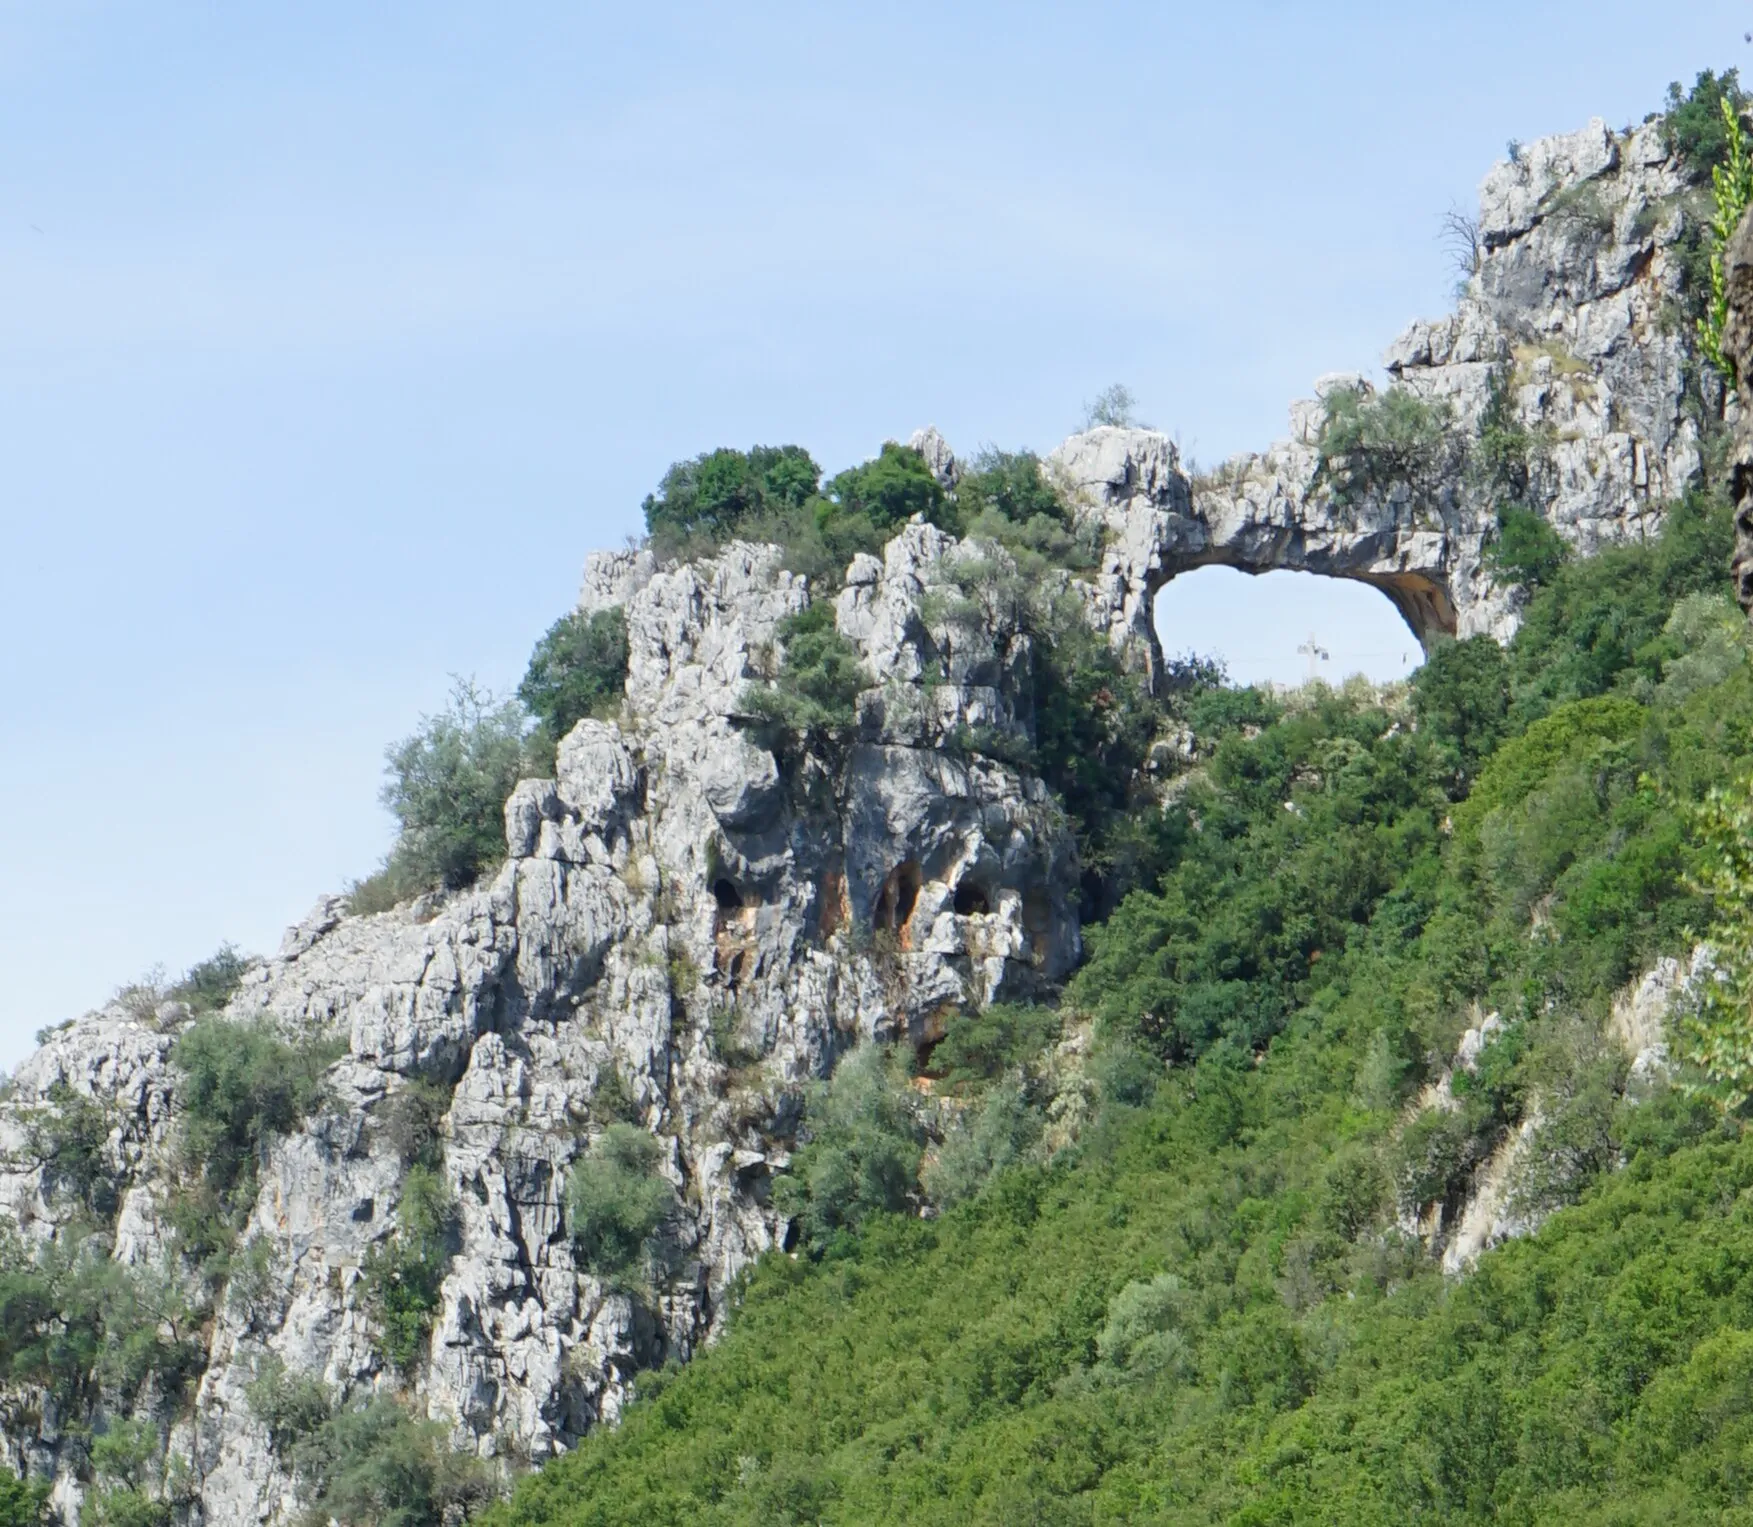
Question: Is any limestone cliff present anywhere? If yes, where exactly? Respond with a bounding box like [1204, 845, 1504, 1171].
[0, 109, 1729, 1525]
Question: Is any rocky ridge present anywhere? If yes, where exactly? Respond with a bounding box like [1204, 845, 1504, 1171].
[0, 109, 1732, 1525]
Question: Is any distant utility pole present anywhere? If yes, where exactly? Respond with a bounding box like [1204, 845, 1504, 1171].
[1297, 633, 1330, 682]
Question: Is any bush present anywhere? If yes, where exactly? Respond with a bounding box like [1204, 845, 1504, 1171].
[951, 450, 1096, 568]
[1693, 91, 1753, 382]
[0, 1469, 46, 1527]
[929, 1005, 1061, 1087]
[1411, 635, 1510, 788]
[167, 943, 250, 1014]
[25, 1084, 118, 1221]
[1093, 1273, 1191, 1381]
[169, 1016, 340, 1278]
[772, 1047, 924, 1257]
[740, 603, 867, 754]
[642, 445, 821, 556]
[0, 1235, 203, 1407]
[921, 1079, 1041, 1208]
[1486, 506, 1568, 591]
[566, 1125, 674, 1284]
[1317, 383, 1456, 501]
[823, 442, 943, 533]
[379, 680, 534, 894]
[288, 1396, 495, 1527]
[361, 1166, 459, 1371]
[1663, 69, 1748, 181]
[1082, 383, 1142, 429]
[172, 1018, 338, 1213]
[245, 1353, 335, 1459]
[518, 607, 628, 747]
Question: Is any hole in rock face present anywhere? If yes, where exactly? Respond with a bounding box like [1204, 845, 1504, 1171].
[874, 861, 923, 932]
[952, 880, 991, 916]
[712, 878, 743, 912]
[1152, 566, 1422, 688]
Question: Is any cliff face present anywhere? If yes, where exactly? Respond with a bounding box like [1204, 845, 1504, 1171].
[0, 110, 1730, 1525]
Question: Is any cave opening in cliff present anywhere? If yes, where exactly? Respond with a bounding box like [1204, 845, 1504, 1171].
[1153, 566, 1423, 688]
[875, 861, 923, 934]
[952, 879, 990, 916]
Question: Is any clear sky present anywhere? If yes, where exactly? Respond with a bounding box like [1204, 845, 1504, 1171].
[2, 2, 1747, 1065]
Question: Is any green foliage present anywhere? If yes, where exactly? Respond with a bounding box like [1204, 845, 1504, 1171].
[642, 445, 821, 557]
[0, 1235, 203, 1407]
[1693, 92, 1753, 382]
[1411, 635, 1509, 788]
[929, 1005, 1061, 1088]
[920, 1079, 1041, 1209]
[361, 1166, 459, 1371]
[1505, 488, 1734, 722]
[167, 943, 250, 1014]
[1487, 504, 1569, 591]
[288, 1396, 496, 1527]
[740, 604, 866, 754]
[1662, 68, 1748, 181]
[566, 1125, 674, 1285]
[518, 608, 629, 747]
[824, 441, 944, 533]
[1082, 383, 1142, 429]
[1678, 774, 1753, 1107]
[169, 1017, 340, 1275]
[481, 477, 1753, 1527]
[950, 450, 1096, 568]
[375, 1079, 453, 1170]
[0, 1469, 47, 1527]
[379, 679, 534, 894]
[1472, 366, 1541, 505]
[771, 1047, 924, 1258]
[245, 1353, 335, 1459]
[1317, 383, 1456, 501]
[25, 1085, 118, 1221]
[79, 1489, 170, 1527]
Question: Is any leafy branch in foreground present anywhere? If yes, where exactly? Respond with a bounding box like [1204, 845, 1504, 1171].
[1696, 93, 1753, 383]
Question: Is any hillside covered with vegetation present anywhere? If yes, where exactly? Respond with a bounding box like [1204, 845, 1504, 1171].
[474, 480, 1753, 1526]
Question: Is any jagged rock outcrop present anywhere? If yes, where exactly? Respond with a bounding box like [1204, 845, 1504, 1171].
[0, 105, 1733, 1524]
[1060, 117, 1715, 677]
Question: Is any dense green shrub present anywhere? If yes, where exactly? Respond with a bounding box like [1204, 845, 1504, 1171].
[1662, 68, 1748, 181]
[0, 1469, 46, 1527]
[929, 1005, 1061, 1088]
[246, 1354, 334, 1459]
[518, 607, 629, 747]
[920, 1079, 1040, 1209]
[378, 680, 534, 894]
[1506, 487, 1733, 721]
[167, 943, 250, 1014]
[170, 1017, 339, 1264]
[1486, 504, 1569, 591]
[0, 1235, 203, 1407]
[288, 1396, 495, 1527]
[1410, 634, 1510, 788]
[566, 1125, 674, 1284]
[740, 604, 866, 754]
[824, 441, 944, 532]
[1317, 383, 1457, 501]
[642, 445, 821, 557]
[25, 1084, 118, 1221]
[772, 1047, 924, 1257]
[361, 1166, 458, 1371]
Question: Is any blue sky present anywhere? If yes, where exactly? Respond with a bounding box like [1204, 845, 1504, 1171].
[1, 2, 1747, 1064]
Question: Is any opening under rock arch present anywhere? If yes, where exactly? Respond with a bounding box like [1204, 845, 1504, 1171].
[1155, 567, 1422, 689]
